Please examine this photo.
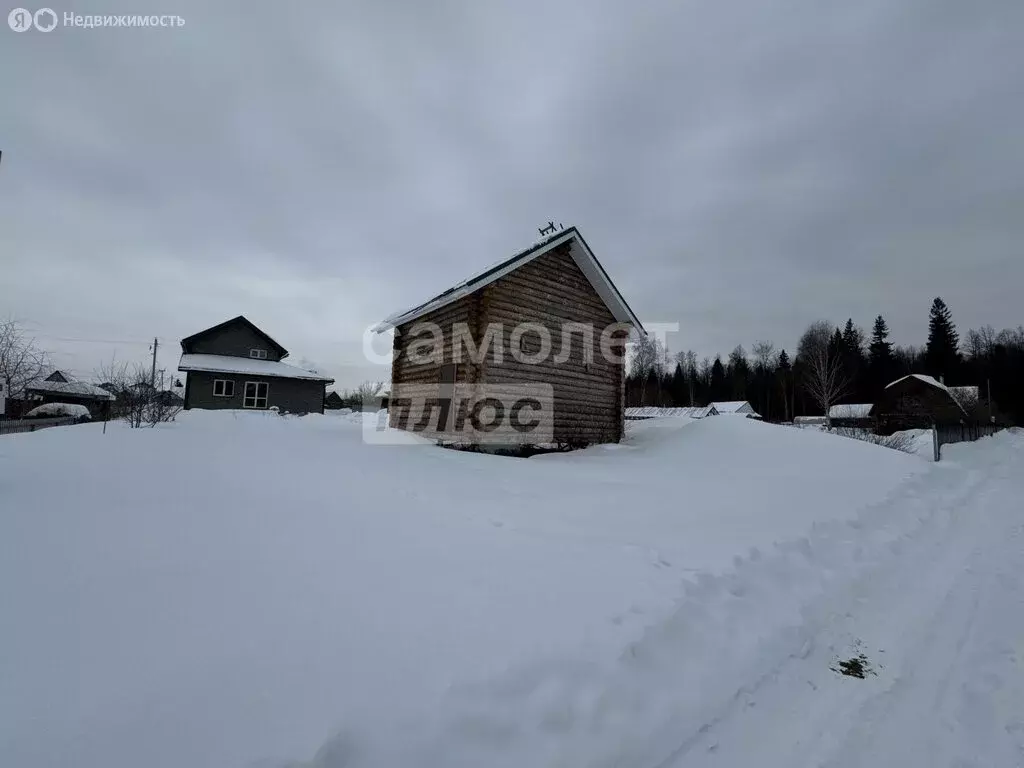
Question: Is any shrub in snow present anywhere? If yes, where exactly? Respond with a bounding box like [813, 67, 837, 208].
[24, 403, 91, 420]
[827, 426, 919, 454]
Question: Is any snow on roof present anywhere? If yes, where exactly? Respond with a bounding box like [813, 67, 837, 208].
[625, 406, 716, 419]
[947, 386, 979, 410]
[885, 373, 948, 392]
[711, 401, 756, 414]
[178, 354, 335, 383]
[885, 374, 974, 414]
[828, 404, 874, 419]
[27, 377, 116, 400]
[373, 226, 643, 334]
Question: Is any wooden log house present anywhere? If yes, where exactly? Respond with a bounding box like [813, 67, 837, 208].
[374, 226, 644, 446]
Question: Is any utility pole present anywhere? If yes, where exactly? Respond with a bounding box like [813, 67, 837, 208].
[150, 338, 158, 389]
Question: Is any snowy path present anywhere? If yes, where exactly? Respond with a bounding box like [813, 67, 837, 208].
[329, 431, 1024, 768]
[667, 436, 1024, 768]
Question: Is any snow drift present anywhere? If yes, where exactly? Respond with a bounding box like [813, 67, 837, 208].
[0, 411, 939, 768]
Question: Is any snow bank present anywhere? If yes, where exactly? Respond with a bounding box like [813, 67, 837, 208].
[23, 402, 91, 419]
[0, 411, 931, 768]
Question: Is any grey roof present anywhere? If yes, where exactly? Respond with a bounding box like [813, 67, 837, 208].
[373, 226, 643, 333]
[27, 376, 116, 401]
[178, 353, 334, 383]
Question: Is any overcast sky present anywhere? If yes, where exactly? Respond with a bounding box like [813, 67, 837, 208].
[3, 0, 1022, 388]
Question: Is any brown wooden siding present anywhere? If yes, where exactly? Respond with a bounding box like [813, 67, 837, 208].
[487, 246, 627, 445]
[390, 243, 628, 445]
[389, 293, 478, 435]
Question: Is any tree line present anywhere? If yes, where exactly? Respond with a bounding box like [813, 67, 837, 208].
[627, 297, 1024, 425]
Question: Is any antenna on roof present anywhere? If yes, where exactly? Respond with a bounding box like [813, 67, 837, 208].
[538, 221, 557, 237]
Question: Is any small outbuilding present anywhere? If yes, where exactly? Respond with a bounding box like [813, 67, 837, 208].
[827, 403, 874, 429]
[711, 401, 762, 419]
[625, 405, 718, 420]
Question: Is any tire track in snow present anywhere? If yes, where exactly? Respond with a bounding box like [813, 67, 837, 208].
[668, 436, 1024, 768]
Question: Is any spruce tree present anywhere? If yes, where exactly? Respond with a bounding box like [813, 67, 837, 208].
[710, 356, 726, 401]
[777, 349, 792, 421]
[868, 315, 895, 391]
[840, 319, 866, 400]
[925, 297, 960, 381]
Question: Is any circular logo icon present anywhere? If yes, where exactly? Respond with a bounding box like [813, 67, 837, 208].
[8, 7, 33, 31]
[34, 7, 57, 32]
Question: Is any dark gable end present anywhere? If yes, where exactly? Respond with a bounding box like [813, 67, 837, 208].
[180, 316, 289, 359]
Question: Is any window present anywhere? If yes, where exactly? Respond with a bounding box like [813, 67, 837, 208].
[243, 381, 269, 409]
[249, 348, 268, 359]
[213, 379, 235, 397]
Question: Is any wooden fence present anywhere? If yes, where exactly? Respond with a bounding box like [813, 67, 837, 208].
[0, 416, 82, 436]
[932, 423, 1002, 461]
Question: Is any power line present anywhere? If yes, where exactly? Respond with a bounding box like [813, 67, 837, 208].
[34, 336, 160, 346]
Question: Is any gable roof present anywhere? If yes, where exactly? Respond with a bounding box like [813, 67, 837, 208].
[27, 374, 116, 401]
[947, 386, 979, 411]
[180, 316, 289, 358]
[884, 374, 968, 415]
[711, 401, 753, 414]
[373, 226, 644, 333]
[885, 373, 947, 392]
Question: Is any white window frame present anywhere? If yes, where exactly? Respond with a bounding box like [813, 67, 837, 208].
[243, 381, 269, 409]
[249, 348, 268, 359]
[213, 379, 235, 397]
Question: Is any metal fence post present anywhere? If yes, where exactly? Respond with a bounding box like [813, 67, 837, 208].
[932, 426, 940, 462]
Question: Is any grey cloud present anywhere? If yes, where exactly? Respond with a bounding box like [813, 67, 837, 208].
[2, 0, 1022, 388]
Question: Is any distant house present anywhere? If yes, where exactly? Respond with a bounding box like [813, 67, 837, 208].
[827, 403, 874, 429]
[154, 389, 184, 407]
[874, 374, 969, 434]
[625, 405, 718, 420]
[374, 226, 643, 446]
[711, 401, 762, 419]
[24, 370, 116, 417]
[324, 390, 345, 410]
[177, 316, 334, 414]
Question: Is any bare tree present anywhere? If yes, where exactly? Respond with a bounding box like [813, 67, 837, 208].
[684, 350, 698, 406]
[352, 380, 386, 409]
[697, 356, 712, 388]
[95, 360, 179, 428]
[797, 320, 850, 421]
[629, 335, 664, 406]
[0, 318, 49, 402]
[752, 340, 775, 371]
[752, 340, 775, 420]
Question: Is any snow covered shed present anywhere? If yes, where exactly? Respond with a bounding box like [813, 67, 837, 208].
[827, 403, 874, 428]
[24, 370, 116, 417]
[711, 401, 762, 419]
[873, 374, 968, 434]
[374, 226, 643, 446]
[624, 406, 718, 420]
[178, 316, 334, 414]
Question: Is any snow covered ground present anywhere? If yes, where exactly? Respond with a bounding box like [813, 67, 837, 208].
[0, 413, 1020, 768]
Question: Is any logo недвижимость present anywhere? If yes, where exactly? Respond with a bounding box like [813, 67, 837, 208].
[8, 7, 57, 31]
